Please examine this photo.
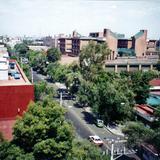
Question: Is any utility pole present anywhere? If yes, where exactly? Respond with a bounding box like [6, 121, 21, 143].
[111, 142, 114, 160]
[60, 92, 63, 106]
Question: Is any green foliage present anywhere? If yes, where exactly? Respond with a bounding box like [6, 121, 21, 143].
[0, 141, 34, 160]
[21, 63, 31, 81]
[47, 47, 61, 63]
[123, 122, 154, 148]
[66, 72, 82, 95]
[78, 71, 135, 123]
[27, 50, 48, 75]
[129, 71, 159, 104]
[47, 62, 72, 83]
[79, 41, 111, 80]
[34, 81, 55, 101]
[6, 45, 15, 57]
[14, 43, 29, 57]
[13, 100, 74, 159]
[67, 140, 109, 160]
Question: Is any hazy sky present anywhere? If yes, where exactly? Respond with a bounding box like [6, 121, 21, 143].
[0, 0, 160, 39]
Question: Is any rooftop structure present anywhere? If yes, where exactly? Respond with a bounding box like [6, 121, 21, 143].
[134, 104, 156, 123]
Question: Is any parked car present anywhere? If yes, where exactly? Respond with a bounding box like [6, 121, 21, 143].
[88, 135, 103, 146]
[9, 62, 15, 69]
[96, 119, 104, 128]
[14, 72, 20, 79]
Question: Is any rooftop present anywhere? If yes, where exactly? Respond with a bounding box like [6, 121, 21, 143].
[0, 59, 32, 86]
[149, 78, 160, 86]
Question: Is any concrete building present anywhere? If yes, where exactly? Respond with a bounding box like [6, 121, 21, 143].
[145, 39, 160, 58]
[0, 59, 34, 140]
[105, 57, 158, 72]
[59, 37, 72, 54]
[89, 29, 119, 60]
[71, 37, 104, 56]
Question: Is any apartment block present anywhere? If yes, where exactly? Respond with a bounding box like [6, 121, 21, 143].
[59, 37, 72, 54]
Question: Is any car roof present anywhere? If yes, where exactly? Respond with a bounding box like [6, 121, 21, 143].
[90, 135, 101, 139]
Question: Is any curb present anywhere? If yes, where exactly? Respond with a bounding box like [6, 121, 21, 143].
[104, 125, 124, 137]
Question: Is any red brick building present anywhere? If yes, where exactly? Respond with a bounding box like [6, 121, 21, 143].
[0, 59, 34, 140]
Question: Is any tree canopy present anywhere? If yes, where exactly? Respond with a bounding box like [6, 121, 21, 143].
[14, 43, 29, 57]
[12, 100, 74, 160]
[47, 47, 61, 63]
[79, 41, 111, 80]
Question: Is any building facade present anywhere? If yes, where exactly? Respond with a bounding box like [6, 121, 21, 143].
[59, 29, 160, 60]
[0, 59, 34, 139]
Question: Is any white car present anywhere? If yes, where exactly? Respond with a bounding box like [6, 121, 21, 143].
[89, 135, 103, 146]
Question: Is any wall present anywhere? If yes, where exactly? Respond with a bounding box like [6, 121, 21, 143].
[135, 30, 147, 57]
[0, 85, 34, 119]
[105, 29, 118, 59]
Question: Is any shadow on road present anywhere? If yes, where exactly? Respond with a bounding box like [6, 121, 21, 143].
[81, 111, 95, 125]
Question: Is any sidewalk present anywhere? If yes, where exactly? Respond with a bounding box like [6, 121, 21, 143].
[105, 125, 124, 137]
[83, 106, 125, 137]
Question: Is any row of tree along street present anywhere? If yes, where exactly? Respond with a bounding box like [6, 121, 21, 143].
[4, 41, 160, 156]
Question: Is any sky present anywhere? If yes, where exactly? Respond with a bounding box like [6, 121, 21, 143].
[0, 0, 160, 39]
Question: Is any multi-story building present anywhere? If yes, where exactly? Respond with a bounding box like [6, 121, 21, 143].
[0, 58, 34, 140]
[89, 29, 119, 60]
[59, 29, 159, 60]
[59, 37, 72, 54]
[71, 37, 104, 56]
[145, 39, 160, 58]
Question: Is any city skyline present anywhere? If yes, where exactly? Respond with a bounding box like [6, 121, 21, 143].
[0, 0, 160, 39]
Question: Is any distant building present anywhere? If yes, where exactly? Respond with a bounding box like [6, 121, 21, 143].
[146, 40, 160, 58]
[71, 36, 104, 56]
[28, 45, 49, 52]
[90, 28, 118, 60]
[0, 59, 34, 140]
[59, 37, 72, 55]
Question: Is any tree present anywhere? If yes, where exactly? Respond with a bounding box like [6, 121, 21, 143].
[21, 64, 31, 81]
[13, 100, 74, 159]
[66, 72, 82, 95]
[78, 71, 135, 123]
[0, 141, 34, 160]
[129, 71, 159, 104]
[122, 122, 154, 148]
[34, 81, 55, 101]
[14, 43, 29, 57]
[79, 41, 111, 80]
[47, 62, 71, 83]
[47, 47, 61, 63]
[67, 140, 109, 160]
